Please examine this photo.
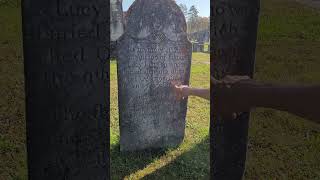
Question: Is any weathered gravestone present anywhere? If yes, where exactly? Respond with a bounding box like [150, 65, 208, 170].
[117, 0, 192, 151]
[22, 0, 110, 179]
[110, 0, 125, 59]
[193, 43, 203, 52]
[196, 44, 203, 52]
[203, 30, 210, 43]
[199, 44, 204, 52]
[110, 0, 124, 42]
[211, 0, 260, 179]
[188, 29, 210, 44]
[192, 42, 199, 52]
[207, 44, 210, 53]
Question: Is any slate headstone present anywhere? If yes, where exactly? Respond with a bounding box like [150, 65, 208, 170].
[22, 0, 110, 179]
[117, 0, 192, 151]
[211, 0, 260, 179]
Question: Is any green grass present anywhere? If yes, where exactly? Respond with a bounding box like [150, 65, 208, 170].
[246, 0, 320, 179]
[0, 4, 26, 180]
[203, 44, 210, 52]
[191, 42, 210, 52]
[1, 0, 320, 179]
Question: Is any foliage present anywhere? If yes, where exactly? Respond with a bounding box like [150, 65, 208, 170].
[179, 3, 188, 20]
[179, 3, 209, 33]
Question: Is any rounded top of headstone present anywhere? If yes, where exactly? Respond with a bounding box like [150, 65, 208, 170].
[124, 0, 188, 42]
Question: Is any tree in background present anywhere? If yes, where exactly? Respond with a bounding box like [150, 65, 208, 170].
[179, 3, 188, 20]
[196, 16, 210, 32]
[178, 3, 209, 34]
[188, 5, 199, 33]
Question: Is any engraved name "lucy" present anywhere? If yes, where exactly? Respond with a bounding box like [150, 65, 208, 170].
[56, 0, 101, 17]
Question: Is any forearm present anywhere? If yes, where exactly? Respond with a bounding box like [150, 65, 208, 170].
[250, 83, 320, 123]
[188, 88, 210, 100]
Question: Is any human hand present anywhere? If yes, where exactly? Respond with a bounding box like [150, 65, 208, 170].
[212, 75, 254, 119]
[172, 83, 190, 100]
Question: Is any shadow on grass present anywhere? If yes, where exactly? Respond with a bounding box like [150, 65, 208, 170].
[110, 143, 167, 180]
[141, 137, 210, 180]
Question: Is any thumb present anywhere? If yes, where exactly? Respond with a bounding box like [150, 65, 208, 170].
[210, 76, 221, 85]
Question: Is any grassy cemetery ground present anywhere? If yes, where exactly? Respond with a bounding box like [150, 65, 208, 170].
[246, 0, 320, 179]
[1, 0, 320, 179]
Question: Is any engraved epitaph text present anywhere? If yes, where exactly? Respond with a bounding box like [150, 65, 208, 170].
[22, 0, 110, 179]
[117, 0, 192, 151]
[211, 0, 260, 179]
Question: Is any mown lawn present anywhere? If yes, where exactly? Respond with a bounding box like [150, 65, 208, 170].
[246, 0, 320, 179]
[0, 0, 320, 179]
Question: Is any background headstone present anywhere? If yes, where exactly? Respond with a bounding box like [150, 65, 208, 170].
[117, 0, 192, 151]
[211, 0, 260, 179]
[188, 29, 210, 43]
[110, 0, 124, 59]
[110, 0, 124, 42]
[199, 44, 204, 52]
[193, 42, 199, 52]
[22, 0, 110, 179]
[197, 44, 202, 52]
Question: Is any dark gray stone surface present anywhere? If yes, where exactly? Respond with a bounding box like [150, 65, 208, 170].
[211, 0, 260, 179]
[22, 0, 110, 179]
[117, 0, 192, 151]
